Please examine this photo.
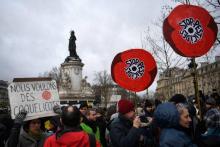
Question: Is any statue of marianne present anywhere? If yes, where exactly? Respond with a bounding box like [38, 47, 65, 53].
[68, 30, 78, 58]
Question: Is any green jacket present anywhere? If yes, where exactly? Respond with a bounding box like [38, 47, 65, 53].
[80, 122, 100, 141]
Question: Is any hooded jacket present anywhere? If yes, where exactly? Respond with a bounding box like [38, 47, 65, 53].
[154, 102, 197, 147]
[43, 129, 101, 147]
[5, 123, 47, 147]
[18, 129, 47, 147]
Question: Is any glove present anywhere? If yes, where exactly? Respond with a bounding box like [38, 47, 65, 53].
[14, 109, 27, 124]
[53, 105, 62, 115]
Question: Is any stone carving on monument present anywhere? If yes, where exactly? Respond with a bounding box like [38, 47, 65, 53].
[59, 30, 94, 104]
[81, 76, 93, 95]
[61, 72, 72, 89]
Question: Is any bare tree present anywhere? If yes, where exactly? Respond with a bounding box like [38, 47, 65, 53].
[49, 67, 61, 84]
[93, 70, 113, 108]
[39, 66, 61, 89]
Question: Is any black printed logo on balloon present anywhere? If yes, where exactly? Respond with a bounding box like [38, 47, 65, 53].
[179, 18, 203, 44]
[125, 58, 144, 79]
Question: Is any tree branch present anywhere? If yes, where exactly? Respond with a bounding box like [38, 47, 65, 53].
[206, 0, 220, 7]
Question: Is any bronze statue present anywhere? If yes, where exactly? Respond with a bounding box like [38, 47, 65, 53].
[68, 30, 78, 58]
[65, 30, 81, 62]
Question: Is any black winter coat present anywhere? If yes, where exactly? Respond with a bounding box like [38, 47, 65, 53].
[109, 114, 141, 147]
[96, 116, 107, 147]
[0, 123, 6, 146]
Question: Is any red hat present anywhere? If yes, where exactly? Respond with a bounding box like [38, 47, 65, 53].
[118, 99, 134, 114]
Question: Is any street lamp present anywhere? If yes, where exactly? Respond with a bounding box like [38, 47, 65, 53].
[188, 58, 202, 120]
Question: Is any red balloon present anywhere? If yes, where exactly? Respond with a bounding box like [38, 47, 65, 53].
[163, 5, 218, 57]
[111, 49, 157, 92]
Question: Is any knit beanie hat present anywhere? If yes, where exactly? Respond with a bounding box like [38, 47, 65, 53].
[118, 99, 134, 114]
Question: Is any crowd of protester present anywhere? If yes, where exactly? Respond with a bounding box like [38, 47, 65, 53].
[0, 90, 220, 147]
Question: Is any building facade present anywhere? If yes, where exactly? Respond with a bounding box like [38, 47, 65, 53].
[156, 56, 220, 99]
[0, 80, 9, 112]
[0, 80, 8, 100]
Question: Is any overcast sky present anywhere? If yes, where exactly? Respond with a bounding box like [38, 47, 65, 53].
[1, 0, 218, 94]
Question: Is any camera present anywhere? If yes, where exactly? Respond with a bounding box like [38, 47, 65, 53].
[139, 115, 152, 127]
[139, 115, 149, 123]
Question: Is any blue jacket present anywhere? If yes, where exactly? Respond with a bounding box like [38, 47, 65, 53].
[154, 102, 197, 147]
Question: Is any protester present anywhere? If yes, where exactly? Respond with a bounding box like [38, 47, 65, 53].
[106, 105, 118, 131]
[139, 100, 158, 147]
[80, 102, 89, 116]
[109, 103, 119, 122]
[44, 106, 101, 147]
[204, 97, 217, 125]
[210, 90, 220, 108]
[44, 116, 60, 135]
[6, 109, 48, 147]
[80, 108, 101, 144]
[105, 105, 117, 147]
[0, 122, 6, 146]
[0, 114, 13, 147]
[79, 101, 89, 127]
[169, 94, 198, 140]
[169, 94, 187, 104]
[155, 95, 164, 108]
[144, 99, 154, 118]
[96, 108, 107, 147]
[106, 105, 117, 123]
[197, 97, 220, 147]
[109, 99, 142, 147]
[154, 102, 197, 147]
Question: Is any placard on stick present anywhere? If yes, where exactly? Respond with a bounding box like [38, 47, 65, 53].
[8, 78, 60, 121]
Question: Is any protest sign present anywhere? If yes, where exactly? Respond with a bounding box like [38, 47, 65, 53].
[8, 78, 60, 121]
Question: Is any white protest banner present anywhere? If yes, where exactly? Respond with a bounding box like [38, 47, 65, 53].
[8, 78, 60, 121]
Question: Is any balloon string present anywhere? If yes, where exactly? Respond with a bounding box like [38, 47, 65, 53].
[135, 92, 137, 114]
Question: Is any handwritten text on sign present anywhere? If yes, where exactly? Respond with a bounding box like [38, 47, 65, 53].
[8, 80, 60, 121]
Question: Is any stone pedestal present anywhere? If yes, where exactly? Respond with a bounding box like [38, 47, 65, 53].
[61, 58, 83, 92]
[59, 58, 94, 104]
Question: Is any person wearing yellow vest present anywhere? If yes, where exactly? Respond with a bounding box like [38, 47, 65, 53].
[80, 108, 101, 145]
